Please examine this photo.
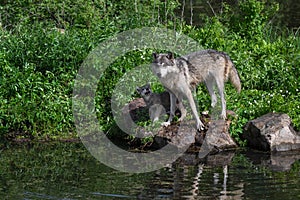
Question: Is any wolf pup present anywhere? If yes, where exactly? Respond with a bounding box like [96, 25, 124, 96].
[136, 83, 171, 122]
[151, 49, 241, 130]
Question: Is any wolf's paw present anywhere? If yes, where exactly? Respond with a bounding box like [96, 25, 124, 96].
[220, 112, 227, 120]
[153, 117, 159, 122]
[161, 121, 171, 127]
[178, 116, 185, 122]
[196, 121, 205, 131]
[197, 124, 204, 131]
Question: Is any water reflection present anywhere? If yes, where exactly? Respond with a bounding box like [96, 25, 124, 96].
[246, 149, 300, 171]
[138, 149, 300, 199]
[1, 143, 299, 199]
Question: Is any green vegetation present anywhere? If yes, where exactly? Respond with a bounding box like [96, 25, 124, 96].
[0, 0, 299, 145]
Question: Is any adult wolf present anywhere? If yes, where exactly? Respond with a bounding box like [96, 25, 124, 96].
[151, 49, 241, 130]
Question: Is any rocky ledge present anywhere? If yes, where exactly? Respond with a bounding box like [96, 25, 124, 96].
[121, 99, 300, 153]
[120, 98, 238, 154]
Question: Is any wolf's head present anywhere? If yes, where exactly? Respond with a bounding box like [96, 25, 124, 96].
[151, 52, 178, 78]
[136, 83, 152, 101]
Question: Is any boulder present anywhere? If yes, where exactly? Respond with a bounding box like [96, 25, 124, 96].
[243, 113, 300, 152]
[118, 98, 147, 133]
[198, 120, 238, 158]
[156, 121, 197, 149]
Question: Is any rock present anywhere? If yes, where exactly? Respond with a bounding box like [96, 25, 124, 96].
[156, 121, 196, 148]
[123, 98, 147, 121]
[118, 98, 147, 133]
[198, 120, 238, 158]
[243, 113, 300, 152]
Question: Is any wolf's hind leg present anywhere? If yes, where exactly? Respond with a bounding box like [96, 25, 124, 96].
[205, 79, 217, 108]
[177, 98, 187, 122]
[216, 79, 226, 120]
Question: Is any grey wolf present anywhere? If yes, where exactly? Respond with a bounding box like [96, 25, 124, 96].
[151, 49, 241, 130]
[136, 83, 171, 122]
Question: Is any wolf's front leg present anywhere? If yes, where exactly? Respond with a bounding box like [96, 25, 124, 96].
[149, 107, 156, 122]
[162, 93, 176, 127]
[152, 104, 164, 122]
[185, 89, 204, 130]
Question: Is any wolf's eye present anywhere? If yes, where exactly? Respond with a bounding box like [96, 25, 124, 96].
[157, 61, 165, 66]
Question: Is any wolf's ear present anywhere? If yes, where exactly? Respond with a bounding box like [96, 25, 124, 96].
[136, 86, 141, 93]
[152, 52, 158, 59]
[167, 52, 174, 60]
[146, 82, 150, 88]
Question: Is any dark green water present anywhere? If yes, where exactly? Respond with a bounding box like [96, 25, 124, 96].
[1, 142, 299, 199]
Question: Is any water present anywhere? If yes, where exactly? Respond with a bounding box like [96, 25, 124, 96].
[1, 142, 299, 199]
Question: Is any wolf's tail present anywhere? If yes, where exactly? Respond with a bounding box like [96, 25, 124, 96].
[222, 52, 241, 93]
[229, 66, 241, 93]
